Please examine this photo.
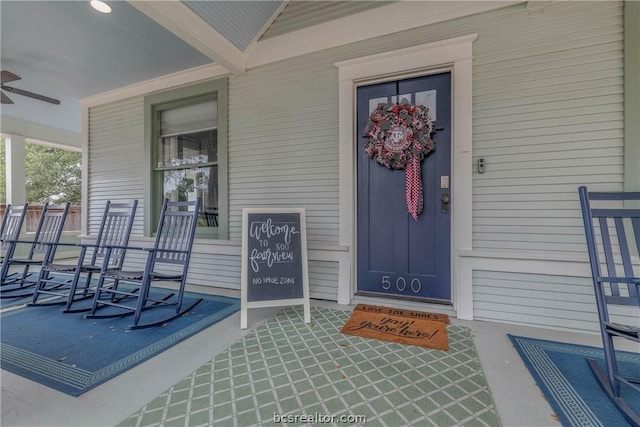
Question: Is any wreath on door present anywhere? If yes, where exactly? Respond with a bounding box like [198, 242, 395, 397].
[363, 100, 435, 220]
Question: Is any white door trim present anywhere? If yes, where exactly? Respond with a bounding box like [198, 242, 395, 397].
[335, 34, 477, 319]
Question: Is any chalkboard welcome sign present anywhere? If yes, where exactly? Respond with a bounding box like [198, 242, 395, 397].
[241, 208, 310, 329]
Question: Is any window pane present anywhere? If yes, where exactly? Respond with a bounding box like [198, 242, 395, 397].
[162, 165, 218, 228]
[415, 90, 437, 121]
[157, 130, 217, 168]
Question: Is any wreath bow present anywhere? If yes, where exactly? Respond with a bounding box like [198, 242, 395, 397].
[363, 100, 434, 220]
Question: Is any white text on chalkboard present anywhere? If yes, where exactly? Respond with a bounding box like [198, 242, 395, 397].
[252, 277, 296, 285]
[250, 248, 294, 272]
[249, 218, 299, 244]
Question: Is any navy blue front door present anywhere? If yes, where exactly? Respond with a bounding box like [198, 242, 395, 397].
[357, 73, 451, 302]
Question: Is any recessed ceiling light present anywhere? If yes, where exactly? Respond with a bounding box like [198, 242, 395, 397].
[90, 0, 111, 14]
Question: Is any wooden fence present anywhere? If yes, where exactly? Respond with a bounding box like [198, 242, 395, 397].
[0, 204, 81, 232]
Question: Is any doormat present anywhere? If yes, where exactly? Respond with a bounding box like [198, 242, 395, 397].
[340, 304, 449, 350]
[354, 303, 450, 323]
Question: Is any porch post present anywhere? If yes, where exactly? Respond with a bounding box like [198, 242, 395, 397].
[4, 135, 26, 205]
[624, 1, 640, 192]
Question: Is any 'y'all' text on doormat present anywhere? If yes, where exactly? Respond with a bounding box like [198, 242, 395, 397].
[340, 304, 450, 350]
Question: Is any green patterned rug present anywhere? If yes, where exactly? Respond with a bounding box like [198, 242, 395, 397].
[118, 306, 500, 427]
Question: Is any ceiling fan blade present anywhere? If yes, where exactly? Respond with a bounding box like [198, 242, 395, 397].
[1, 91, 14, 104]
[1, 85, 60, 105]
[1, 70, 21, 85]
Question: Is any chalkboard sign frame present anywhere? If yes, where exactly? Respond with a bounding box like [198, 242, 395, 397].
[240, 208, 310, 329]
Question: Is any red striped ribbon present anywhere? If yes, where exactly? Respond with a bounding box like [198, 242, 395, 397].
[405, 156, 423, 220]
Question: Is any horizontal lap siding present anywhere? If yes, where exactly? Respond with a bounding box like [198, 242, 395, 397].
[86, 2, 627, 316]
[308, 261, 340, 301]
[88, 89, 341, 295]
[121, 251, 337, 300]
[187, 253, 240, 288]
[88, 98, 145, 236]
[232, 1, 623, 258]
[228, 66, 339, 244]
[467, 2, 627, 330]
[472, 1, 624, 254]
[228, 62, 341, 296]
[88, 99, 253, 290]
[473, 270, 638, 334]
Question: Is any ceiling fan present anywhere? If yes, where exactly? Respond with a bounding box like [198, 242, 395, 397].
[1, 70, 60, 105]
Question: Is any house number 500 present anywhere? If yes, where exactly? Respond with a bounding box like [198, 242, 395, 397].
[381, 276, 421, 293]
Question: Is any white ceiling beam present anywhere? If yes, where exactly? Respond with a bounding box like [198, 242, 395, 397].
[0, 117, 81, 148]
[81, 64, 230, 107]
[244, 0, 291, 57]
[128, 0, 247, 75]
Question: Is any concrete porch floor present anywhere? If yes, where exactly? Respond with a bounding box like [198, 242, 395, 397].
[0, 285, 614, 427]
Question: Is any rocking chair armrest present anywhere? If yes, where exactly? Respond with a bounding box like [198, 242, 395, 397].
[598, 276, 640, 284]
[100, 244, 187, 255]
[0, 238, 35, 245]
[100, 245, 189, 256]
[73, 241, 113, 250]
[141, 247, 189, 256]
[102, 244, 145, 252]
[37, 241, 80, 248]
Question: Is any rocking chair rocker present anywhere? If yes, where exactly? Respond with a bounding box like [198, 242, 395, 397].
[86, 198, 201, 329]
[579, 186, 640, 426]
[31, 200, 138, 311]
[0, 203, 70, 298]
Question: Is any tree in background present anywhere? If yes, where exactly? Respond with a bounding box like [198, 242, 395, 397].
[0, 139, 80, 205]
[25, 143, 81, 204]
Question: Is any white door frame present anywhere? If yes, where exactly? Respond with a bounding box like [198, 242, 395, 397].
[335, 34, 477, 319]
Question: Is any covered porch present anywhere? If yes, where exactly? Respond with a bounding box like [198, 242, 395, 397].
[2, 289, 629, 427]
[2, 1, 639, 426]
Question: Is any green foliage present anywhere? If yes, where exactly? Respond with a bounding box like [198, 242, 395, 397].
[0, 140, 80, 205]
[25, 144, 81, 204]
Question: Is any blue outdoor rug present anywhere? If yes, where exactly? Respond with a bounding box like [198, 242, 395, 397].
[0, 273, 88, 309]
[0, 273, 61, 309]
[509, 335, 640, 427]
[1, 293, 34, 309]
[1, 289, 240, 396]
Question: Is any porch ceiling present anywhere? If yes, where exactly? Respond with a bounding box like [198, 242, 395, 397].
[0, 0, 518, 137]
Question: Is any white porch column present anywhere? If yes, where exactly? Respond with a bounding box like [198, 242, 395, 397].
[5, 134, 26, 205]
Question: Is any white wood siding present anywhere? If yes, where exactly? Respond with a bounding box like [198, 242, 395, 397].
[234, 0, 623, 255]
[88, 93, 342, 296]
[228, 63, 340, 244]
[86, 1, 628, 331]
[466, 1, 626, 330]
[226, 57, 343, 296]
[473, 270, 637, 334]
[88, 98, 145, 236]
[472, 1, 624, 254]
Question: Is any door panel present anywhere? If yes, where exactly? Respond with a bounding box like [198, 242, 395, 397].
[357, 72, 451, 301]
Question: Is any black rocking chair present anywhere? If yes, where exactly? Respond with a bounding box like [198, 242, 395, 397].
[0, 203, 70, 297]
[579, 186, 640, 426]
[86, 198, 201, 329]
[31, 200, 138, 311]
